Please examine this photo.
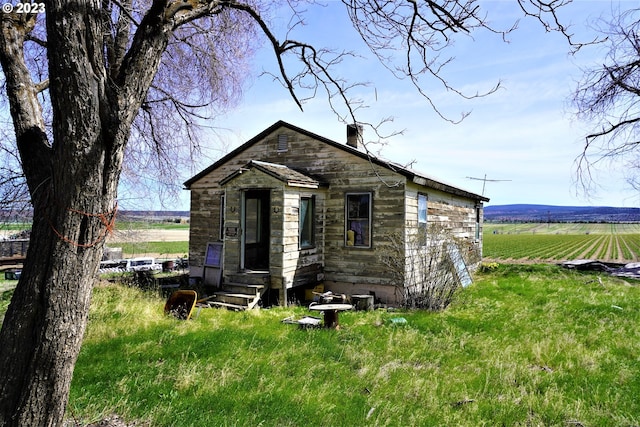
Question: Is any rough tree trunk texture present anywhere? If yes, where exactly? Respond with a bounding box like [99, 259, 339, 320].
[0, 0, 173, 424]
[0, 6, 119, 427]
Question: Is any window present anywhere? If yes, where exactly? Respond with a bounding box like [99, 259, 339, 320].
[299, 196, 315, 249]
[475, 206, 481, 241]
[219, 194, 225, 240]
[418, 193, 428, 244]
[345, 193, 371, 247]
[245, 197, 261, 244]
[418, 194, 428, 227]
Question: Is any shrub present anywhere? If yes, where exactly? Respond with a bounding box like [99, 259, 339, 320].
[479, 261, 499, 272]
[379, 224, 475, 310]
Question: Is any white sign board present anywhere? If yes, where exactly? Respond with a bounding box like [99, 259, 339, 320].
[447, 243, 473, 287]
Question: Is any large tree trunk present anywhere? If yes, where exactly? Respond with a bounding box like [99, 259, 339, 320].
[0, 194, 115, 426]
[0, 7, 120, 425]
[0, 0, 174, 423]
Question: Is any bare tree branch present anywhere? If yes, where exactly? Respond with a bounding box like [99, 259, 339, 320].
[572, 7, 640, 194]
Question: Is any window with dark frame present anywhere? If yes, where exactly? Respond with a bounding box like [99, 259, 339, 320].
[299, 196, 315, 249]
[345, 193, 371, 247]
[475, 206, 481, 241]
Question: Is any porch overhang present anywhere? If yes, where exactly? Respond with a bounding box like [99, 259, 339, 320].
[220, 160, 325, 189]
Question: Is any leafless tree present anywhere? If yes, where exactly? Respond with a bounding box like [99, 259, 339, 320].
[0, 1, 578, 425]
[572, 7, 640, 196]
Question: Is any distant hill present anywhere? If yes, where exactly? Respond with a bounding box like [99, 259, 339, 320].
[484, 204, 640, 223]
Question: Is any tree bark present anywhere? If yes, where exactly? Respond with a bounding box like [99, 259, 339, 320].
[0, 6, 119, 426]
[0, 0, 180, 423]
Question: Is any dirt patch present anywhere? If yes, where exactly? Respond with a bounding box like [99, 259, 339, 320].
[2, 228, 188, 242]
[107, 229, 188, 243]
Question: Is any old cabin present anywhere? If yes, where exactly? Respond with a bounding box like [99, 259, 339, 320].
[184, 121, 489, 307]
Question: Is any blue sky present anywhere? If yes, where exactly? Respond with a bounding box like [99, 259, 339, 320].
[171, 0, 639, 211]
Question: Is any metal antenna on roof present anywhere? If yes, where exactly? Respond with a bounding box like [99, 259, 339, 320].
[465, 174, 512, 196]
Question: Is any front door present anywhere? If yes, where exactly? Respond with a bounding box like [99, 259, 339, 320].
[242, 190, 270, 270]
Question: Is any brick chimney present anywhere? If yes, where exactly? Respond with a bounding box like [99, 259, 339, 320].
[346, 124, 363, 149]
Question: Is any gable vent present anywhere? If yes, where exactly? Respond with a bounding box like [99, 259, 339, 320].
[277, 134, 288, 152]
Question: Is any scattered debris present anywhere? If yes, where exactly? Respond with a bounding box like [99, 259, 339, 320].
[63, 414, 148, 427]
[3, 268, 21, 280]
[282, 315, 322, 329]
[451, 398, 475, 407]
[389, 317, 407, 326]
[312, 290, 348, 304]
[297, 316, 322, 327]
[164, 290, 197, 320]
[561, 260, 640, 280]
[366, 407, 376, 419]
[530, 365, 554, 373]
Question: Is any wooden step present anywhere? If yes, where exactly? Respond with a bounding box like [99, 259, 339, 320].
[213, 291, 261, 310]
[208, 301, 247, 311]
[224, 282, 264, 296]
[216, 291, 256, 302]
[226, 271, 270, 285]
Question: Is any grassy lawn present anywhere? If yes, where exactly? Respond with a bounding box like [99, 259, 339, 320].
[42, 264, 640, 426]
[117, 241, 189, 258]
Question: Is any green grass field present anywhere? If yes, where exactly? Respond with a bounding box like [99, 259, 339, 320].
[4, 222, 640, 425]
[54, 264, 640, 426]
[484, 223, 640, 262]
[117, 241, 189, 258]
[114, 221, 189, 231]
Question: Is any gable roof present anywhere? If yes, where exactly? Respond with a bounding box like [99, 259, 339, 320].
[220, 160, 324, 188]
[184, 120, 489, 202]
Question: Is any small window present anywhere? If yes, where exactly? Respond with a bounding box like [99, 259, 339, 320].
[277, 134, 288, 152]
[219, 194, 225, 240]
[418, 194, 428, 225]
[475, 206, 481, 241]
[345, 193, 371, 248]
[299, 196, 315, 249]
[418, 193, 428, 245]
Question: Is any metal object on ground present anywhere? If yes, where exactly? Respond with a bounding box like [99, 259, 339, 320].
[164, 290, 197, 320]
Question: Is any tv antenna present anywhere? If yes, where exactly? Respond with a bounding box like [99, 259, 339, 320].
[465, 174, 512, 196]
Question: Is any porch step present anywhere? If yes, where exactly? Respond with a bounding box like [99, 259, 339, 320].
[211, 290, 261, 310]
[215, 292, 256, 304]
[224, 282, 264, 296]
[226, 271, 270, 285]
[208, 301, 248, 311]
[210, 272, 270, 311]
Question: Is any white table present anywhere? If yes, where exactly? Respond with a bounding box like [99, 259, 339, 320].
[308, 303, 353, 328]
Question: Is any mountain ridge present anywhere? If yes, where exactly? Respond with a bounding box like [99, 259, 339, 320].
[484, 204, 640, 222]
